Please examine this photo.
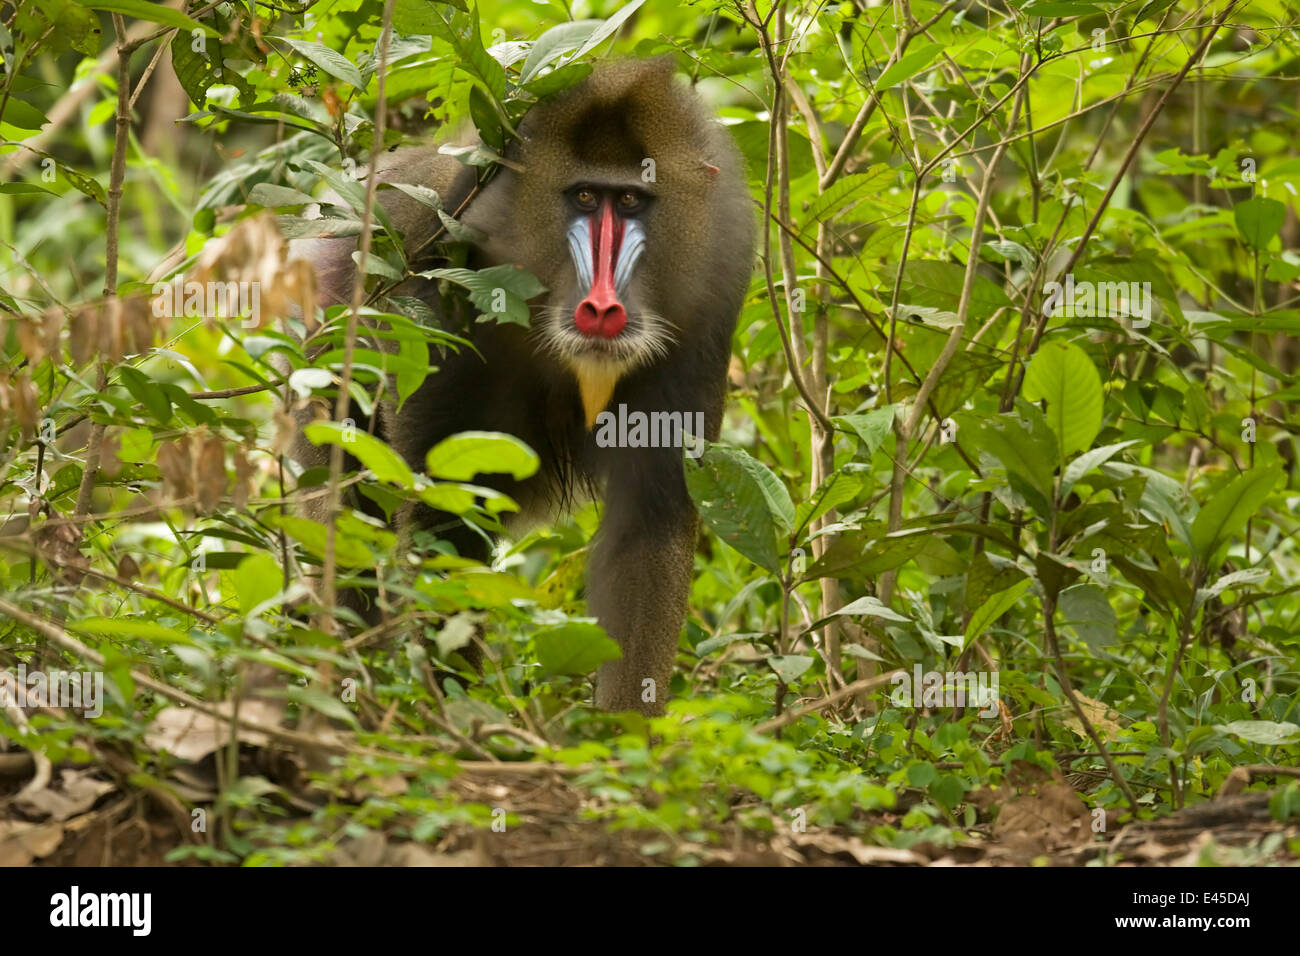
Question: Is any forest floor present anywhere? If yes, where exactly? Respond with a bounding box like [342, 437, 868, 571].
[4, 737, 1297, 866]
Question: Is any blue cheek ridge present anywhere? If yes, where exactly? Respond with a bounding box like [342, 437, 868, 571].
[566, 217, 594, 293]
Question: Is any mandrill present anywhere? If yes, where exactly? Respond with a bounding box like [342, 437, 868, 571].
[292, 58, 755, 714]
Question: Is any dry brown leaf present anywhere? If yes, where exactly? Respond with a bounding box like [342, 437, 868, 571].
[1063, 693, 1124, 740]
[116, 553, 141, 583]
[0, 820, 64, 866]
[15, 768, 115, 821]
[156, 437, 193, 500]
[144, 698, 284, 761]
[788, 828, 927, 865]
[194, 435, 227, 513]
[232, 448, 257, 509]
[990, 760, 1092, 856]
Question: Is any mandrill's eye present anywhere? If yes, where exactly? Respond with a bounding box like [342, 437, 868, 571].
[617, 190, 644, 213]
[573, 188, 599, 211]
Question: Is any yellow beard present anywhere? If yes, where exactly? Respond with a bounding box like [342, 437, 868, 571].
[571, 358, 622, 429]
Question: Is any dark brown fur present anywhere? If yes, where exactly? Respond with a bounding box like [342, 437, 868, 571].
[291, 59, 754, 714]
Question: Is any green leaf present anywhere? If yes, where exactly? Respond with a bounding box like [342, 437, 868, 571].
[767, 655, 814, 683]
[1060, 440, 1140, 498]
[426, 432, 539, 482]
[804, 528, 929, 580]
[1021, 341, 1104, 464]
[960, 411, 1056, 501]
[78, 0, 221, 37]
[1233, 197, 1285, 250]
[0, 99, 48, 130]
[874, 42, 944, 90]
[1102, 462, 1196, 553]
[535, 623, 622, 676]
[70, 617, 191, 645]
[420, 264, 546, 326]
[963, 578, 1032, 652]
[233, 553, 282, 616]
[1214, 720, 1300, 746]
[928, 773, 966, 812]
[901, 260, 1011, 319]
[118, 366, 172, 424]
[274, 515, 375, 568]
[1190, 465, 1282, 563]
[247, 183, 317, 207]
[304, 421, 415, 489]
[804, 167, 892, 223]
[685, 444, 793, 573]
[519, 20, 603, 82]
[836, 406, 895, 457]
[288, 685, 360, 729]
[833, 595, 911, 623]
[1058, 583, 1117, 651]
[279, 38, 363, 89]
[794, 465, 868, 531]
[571, 0, 647, 59]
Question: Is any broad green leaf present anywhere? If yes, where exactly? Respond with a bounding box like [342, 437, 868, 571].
[1058, 583, 1117, 651]
[304, 421, 415, 489]
[1021, 341, 1104, 463]
[1233, 197, 1285, 250]
[1102, 462, 1196, 552]
[902, 260, 1011, 319]
[1215, 720, 1300, 746]
[247, 183, 317, 207]
[289, 685, 361, 729]
[70, 617, 191, 645]
[685, 444, 793, 573]
[534, 623, 622, 676]
[234, 553, 282, 616]
[118, 366, 172, 423]
[875, 42, 944, 90]
[695, 632, 766, 656]
[794, 465, 868, 531]
[1059, 440, 1141, 498]
[960, 412, 1056, 500]
[1, 99, 48, 130]
[421, 264, 546, 326]
[1194, 567, 1269, 614]
[79, 0, 221, 36]
[767, 655, 815, 683]
[426, 432, 539, 482]
[519, 20, 603, 82]
[572, 0, 647, 59]
[834, 595, 911, 623]
[836, 406, 895, 458]
[279, 38, 363, 88]
[275, 515, 375, 568]
[1190, 465, 1282, 563]
[963, 578, 1032, 651]
[804, 167, 892, 223]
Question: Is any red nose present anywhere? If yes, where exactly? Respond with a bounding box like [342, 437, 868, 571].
[575, 196, 627, 339]
[575, 291, 627, 338]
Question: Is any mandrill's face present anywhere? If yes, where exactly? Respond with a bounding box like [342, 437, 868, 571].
[460, 58, 750, 429]
[529, 176, 680, 427]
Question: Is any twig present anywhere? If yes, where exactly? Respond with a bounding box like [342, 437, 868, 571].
[754, 669, 903, 735]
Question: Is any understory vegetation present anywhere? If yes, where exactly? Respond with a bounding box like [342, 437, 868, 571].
[1, 0, 1298, 866]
